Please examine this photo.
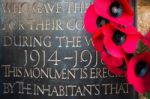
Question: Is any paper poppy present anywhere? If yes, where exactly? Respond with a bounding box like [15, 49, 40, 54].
[103, 23, 141, 58]
[127, 52, 150, 93]
[92, 27, 126, 75]
[84, 4, 109, 34]
[101, 51, 127, 75]
[94, 0, 133, 26]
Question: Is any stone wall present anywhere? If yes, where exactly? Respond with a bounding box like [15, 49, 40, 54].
[137, 0, 150, 35]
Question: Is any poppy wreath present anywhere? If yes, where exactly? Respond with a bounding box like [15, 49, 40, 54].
[84, 0, 150, 94]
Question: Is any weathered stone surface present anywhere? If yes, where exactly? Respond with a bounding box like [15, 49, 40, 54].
[137, 0, 150, 35]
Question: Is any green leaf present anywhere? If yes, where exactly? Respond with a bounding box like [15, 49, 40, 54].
[136, 40, 150, 54]
[145, 92, 150, 99]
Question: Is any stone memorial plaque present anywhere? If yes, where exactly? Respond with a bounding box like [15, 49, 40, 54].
[0, 0, 138, 99]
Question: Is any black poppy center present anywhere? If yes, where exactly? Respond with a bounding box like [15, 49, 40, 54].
[135, 61, 149, 77]
[127, 54, 134, 60]
[109, 1, 123, 17]
[112, 30, 126, 45]
[96, 16, 109, 28]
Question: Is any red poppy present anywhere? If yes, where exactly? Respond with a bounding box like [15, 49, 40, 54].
[102, 23, 141, 58]
[92, 27, 126, 75]
[94, 0, 133, 26]
[101, 51, 127, 75]
[84, 4, 109, 34]
[127, 52, 150, 93]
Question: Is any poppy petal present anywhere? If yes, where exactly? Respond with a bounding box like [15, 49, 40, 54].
[122, 34, 141, 53]
[106, 66, 125, 75]
[104, 36, 124, 58]
[102, 24, 115, 38]
[92, 28, 104, 52]
[94, 0, 133, 26]
[101, 52, 125, 75]
[101, 51, 123, 66]
[84, 4, 99, 34]
[112, 22, 140, 34]
[103, 24, 124, 57]
[127, 52, 150, 93]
